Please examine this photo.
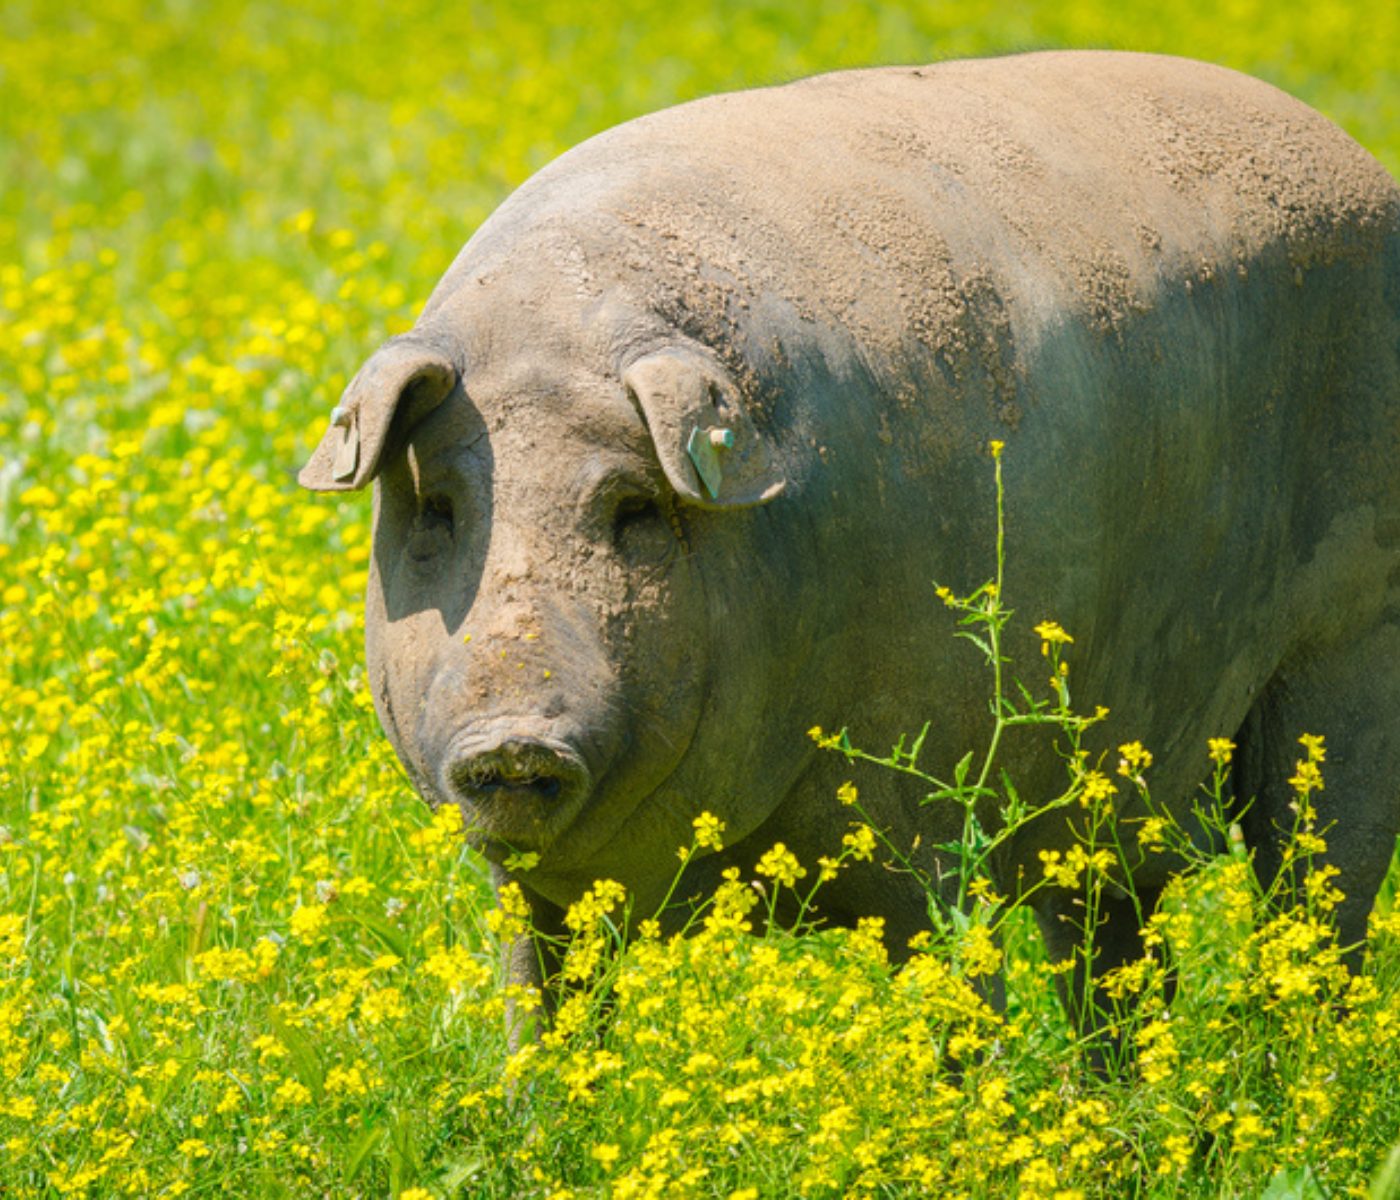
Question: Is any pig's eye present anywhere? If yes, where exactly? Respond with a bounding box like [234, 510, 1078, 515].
[406, 493, 454, 563]
[612, 494, 671, 564]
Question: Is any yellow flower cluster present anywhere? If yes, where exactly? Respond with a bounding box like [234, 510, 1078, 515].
[1034, 620, 1074, 653]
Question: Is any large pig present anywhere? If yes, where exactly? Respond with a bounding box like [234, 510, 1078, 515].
[301, 50, 1400, 1030]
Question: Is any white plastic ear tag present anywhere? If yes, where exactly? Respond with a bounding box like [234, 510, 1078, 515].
[685, 425, 735, 500]
[623, 346, 784, 510]
[331, 406, 360, 482]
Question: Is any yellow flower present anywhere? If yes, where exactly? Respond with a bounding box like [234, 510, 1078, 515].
[1135, 1017, 1179, 1085]
[1289, 759, 1324, 796]
[254, 937, 279, 979]
[1034, 620, 1073, 654]
[1079, 769, 1117, 808]
[1232, 1112, 1268, 1151]
[590, 1142, 621, 1168]
[3, 1095, 38, 1121]
[361, 987, 407, 1025]
[1207, 737, 1236, 765]
[842, 824, 877, 862]
[756, 843, 807, 888]
[123, 1085, 153, 1123]
[693, 811, 726, 850]
[289, 902, 328, 943]
[1155, 1133, 1192, 1175]
[1116, 741, 1152, 776]
[422, 944, 491, 993]
[0, 914, 25, 959]
[959, 924, 1002, 978]
[1137, 817, 1167, 849]
[272, 1078, 311, 1108]
[326, 1065, 372, 1097]
[835, 781, 858, 807]
[485, 882, 531, 940]
[1295, 832, 1328, 856]
[1040, 845, 1114, 890]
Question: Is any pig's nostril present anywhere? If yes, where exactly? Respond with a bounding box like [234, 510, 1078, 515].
[462, 769, 562, 801]
[445, 738, 583, 807]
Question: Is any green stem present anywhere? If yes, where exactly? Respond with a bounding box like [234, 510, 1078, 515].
[961, 451, 1009, 909]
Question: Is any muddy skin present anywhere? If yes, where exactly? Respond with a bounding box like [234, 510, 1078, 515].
[301, 50, 1400, 1046]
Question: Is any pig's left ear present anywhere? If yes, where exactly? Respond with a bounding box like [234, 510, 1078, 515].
[624, 347, 786, 509]
[299, 335, 458, 492]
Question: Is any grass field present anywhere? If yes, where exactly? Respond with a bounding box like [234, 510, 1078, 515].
[2, 1, 1399, 1196]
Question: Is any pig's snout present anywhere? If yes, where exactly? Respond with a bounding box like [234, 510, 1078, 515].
[441, 735, 592, 845]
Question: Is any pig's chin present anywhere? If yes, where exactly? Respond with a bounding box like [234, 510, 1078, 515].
[460, 804, 582, 861]
[455, 761, 639, 868]
[455, 782, 590, 860]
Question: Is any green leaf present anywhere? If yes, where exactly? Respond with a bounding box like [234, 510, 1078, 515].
[344, 1119, 388, 1182]
[1372, 1141, 1400, 1200]
[1260, 1164, 1328, 1200]
[271, 1012, 324, 1097]
[388, 1104, 423, 1183]
[954, 631, 993, 660]
[347, 910, 411, 960]
[436, 1155, 487, 1192]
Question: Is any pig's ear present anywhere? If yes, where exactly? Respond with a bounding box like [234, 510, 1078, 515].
[623, 347, 786, 509]
[299, 336, 457, 492]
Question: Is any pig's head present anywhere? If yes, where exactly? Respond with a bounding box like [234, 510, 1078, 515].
[299, 298, 794, 907]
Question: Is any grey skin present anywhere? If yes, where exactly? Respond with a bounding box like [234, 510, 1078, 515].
[301, 50, 1400, 1040]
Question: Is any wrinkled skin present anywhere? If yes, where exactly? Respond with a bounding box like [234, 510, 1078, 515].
[302, 50, 1400, 1040]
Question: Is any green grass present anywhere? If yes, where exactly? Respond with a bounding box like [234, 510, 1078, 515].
[1, 1, 1398, 1196]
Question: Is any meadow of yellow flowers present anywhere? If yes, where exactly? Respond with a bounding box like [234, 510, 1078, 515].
[2, 0, 1398, 1196]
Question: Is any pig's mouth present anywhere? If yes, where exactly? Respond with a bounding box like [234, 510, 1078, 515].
[438, 727, 594, 853]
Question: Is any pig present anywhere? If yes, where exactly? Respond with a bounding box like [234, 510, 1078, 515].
[300, 50, 1400, 1036]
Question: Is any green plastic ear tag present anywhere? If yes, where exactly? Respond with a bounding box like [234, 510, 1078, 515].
[331, 406, 360, 482]
[686, 425, 734, 500]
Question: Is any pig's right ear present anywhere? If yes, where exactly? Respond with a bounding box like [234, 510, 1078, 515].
[298, 336, 458, 492]
[624, 347, 786, 509]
